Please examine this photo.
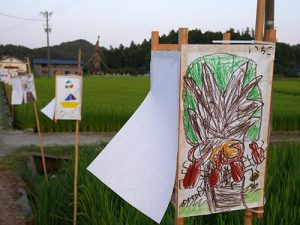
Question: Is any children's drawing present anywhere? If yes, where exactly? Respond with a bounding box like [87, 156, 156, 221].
[20, 74, 37, 103]
[55, 75, 82, 120]
[11, 73, 37, 105]
[178, 45, 275, 217]
[11, 76, 23, 105]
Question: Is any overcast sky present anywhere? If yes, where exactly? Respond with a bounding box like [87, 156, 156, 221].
[0, 0, 299, 49]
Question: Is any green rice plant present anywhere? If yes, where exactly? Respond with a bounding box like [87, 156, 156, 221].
[7, 77, 300, 132]
[24, 141, 300, 225]
[272, 92, 300, 131]
[12, 76, 150, 132]
[273, 78, 300, 96]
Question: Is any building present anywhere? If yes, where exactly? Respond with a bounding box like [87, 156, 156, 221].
[0, 56, 27, 72]
[293, 66, 300, 77]
[33, 58, 84, 76]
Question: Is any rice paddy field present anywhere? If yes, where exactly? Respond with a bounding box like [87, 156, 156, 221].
[8, 141, 299, 225]
[9, 76, 150, 132]
[3, 76, 300, 132]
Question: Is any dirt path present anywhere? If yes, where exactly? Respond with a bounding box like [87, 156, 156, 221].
[0, 86, 116, 225]
[0, 169, 29, 225]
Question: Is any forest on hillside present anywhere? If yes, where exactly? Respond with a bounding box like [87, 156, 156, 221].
[0, 28, 299, 76]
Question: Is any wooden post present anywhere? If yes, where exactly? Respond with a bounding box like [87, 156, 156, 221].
[33, 102, 48, 182]
[253, 28, 276, 219]
[174, 27, 188, 225]
[73, 49, 82, 225]
[223, 32, 231, 42]
[151, 31, 159, 51]
[27, 58, 48, 182]
[73, 120, 79, 225]
[264, 0, 275, 39]
[244, 210, 253, 225]
[265, 29, 276, 42]
[150, 28, 188, 225]
[255, 0, 266, 41]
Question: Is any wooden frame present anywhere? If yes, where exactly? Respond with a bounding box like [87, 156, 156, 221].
[150, 2, 276, 222]
[151, 28, 188, 225]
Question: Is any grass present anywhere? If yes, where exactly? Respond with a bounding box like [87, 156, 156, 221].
[3, 77, 300, 132]
[272, 78, 300, 131]
[8, 141, 299, 225]
[0, 83, 10, 129]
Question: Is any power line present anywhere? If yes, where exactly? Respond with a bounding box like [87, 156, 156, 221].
[53, 0, 83, 13]
[0, 12, 42, 21]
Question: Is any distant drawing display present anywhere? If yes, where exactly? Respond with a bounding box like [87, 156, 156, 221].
[177, 44, 275, 217]
[55, 75, 82, 120]
[20, 74, 37, 103]
[11, 73, 37, 105]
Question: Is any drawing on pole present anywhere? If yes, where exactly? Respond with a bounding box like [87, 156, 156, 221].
[55, 75, 82, 120]
[177, 44, 275, 217]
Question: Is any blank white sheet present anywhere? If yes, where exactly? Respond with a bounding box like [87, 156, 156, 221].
[87, 51, 180, 223]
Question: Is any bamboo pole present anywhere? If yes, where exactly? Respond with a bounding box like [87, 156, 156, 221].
[73, 119, 79, 225]
[73, 49, 82, 225]
[253, 28, 276, 219]
[27, 58, 48, 182]
[255, 0, 266, 41]
[245, 1, 267, 221]
[33, 101, 48, 182]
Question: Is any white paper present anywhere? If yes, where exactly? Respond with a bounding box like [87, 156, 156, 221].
[55, 75, 82, 120]
[11, 76, 23, 105]
[0, 69, 9, 84]
[87, 51, 180, 223]
[41, 98, 55, 120]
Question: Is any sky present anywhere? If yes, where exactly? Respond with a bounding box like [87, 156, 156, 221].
[0, 0, 299, 49]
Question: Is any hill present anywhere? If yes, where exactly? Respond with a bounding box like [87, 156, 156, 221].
[1, 28, 300, 76]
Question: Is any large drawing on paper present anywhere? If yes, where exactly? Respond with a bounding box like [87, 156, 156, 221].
[178, 45, 275, 217]
[55, 75, 82, 120]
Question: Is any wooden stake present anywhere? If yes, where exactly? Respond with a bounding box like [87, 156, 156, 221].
[27, 57, 48, 182]
[174, 28, 188, 225]
[73, 119, 79, 225]
[223, 32, 231, 42]
[73, 49, 82, 225]
[265, 29, 276, 42]
[151, 31, 159, 51]
[255, 0, 266, 41]
[253, 28, 276, 219]
[33, 101, 48, 182]
[244, 210, 253, 225]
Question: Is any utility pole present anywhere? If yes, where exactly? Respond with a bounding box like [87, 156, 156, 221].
[40, 11, 52, 77]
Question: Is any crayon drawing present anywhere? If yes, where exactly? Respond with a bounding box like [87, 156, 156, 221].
[178, 45, 275, 217]
[55, 75, 82, 120]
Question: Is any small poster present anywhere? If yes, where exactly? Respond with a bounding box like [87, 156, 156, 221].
[55, 75, 82, 120]
[20, 74, 37, 103]
[177, 44, 275, 217]
[0, 69, 9, 84]
[11, 76, 23, 105]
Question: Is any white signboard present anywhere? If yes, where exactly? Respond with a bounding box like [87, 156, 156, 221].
[55, 75, 82, 120]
